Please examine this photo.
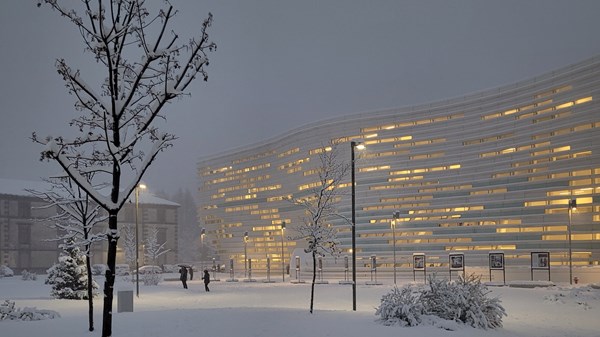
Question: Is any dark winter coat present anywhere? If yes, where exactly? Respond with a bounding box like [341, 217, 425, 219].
[179, 267, 188, 281]
[202, 270, 210, 284]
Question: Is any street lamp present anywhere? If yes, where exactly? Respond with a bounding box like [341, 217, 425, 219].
[568, 199, 576, 285]
[135, 182, 146, 298]
[392, 211, 400, 285]
[244, 231, 249, 278]
[281, 221, 286, 282]
[200, 227, 206, 259]
[350, 140, 365, 311]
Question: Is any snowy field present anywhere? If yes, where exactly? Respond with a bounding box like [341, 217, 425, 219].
[1, 274, 600, 337]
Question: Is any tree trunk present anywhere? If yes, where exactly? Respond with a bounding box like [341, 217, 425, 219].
[310, 251, 317, 314]
[102, 210, 119, 337]
[85, 246, 94, 332]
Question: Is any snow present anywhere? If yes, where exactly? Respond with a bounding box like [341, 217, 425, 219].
[1, 275, 599, 337]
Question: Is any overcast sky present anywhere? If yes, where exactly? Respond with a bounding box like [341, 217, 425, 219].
[2, 0, 600, 196]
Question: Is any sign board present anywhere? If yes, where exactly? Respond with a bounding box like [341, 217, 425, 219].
[531, 252, 550, 269]
[449, 253, 464, 270]
[489, 253, 504, 270]
[413, 254, 425, 270]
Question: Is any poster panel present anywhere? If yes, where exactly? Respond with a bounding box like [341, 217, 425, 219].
[489, 253, 504, 270]
[413, 254, 425, 270]
[531, 252, 550, 270]
[449, 253, 464, 270]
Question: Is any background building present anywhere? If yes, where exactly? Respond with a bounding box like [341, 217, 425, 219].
[0, 179, 179, 273]
[198, 56, 600, 281]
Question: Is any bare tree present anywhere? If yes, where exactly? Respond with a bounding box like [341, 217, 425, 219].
[144, 225, 169, 265]
[121, 224, 136, 269]
[32, 1, 215, 335]
[288, 145, 350, 314]
[27, 176, 106, 331]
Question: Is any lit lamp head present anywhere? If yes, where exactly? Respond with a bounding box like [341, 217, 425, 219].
[351, 140, 366, 150]
[138, 182, 147, 190]
[569, 199, 577, 210]
[244, 231, 249, 242]
[282, 221, 286, 230]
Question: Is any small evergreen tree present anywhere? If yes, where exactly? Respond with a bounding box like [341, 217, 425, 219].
[46, 240, 98, 299]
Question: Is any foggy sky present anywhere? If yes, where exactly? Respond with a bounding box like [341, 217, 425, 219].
[2, 0, 600, 196]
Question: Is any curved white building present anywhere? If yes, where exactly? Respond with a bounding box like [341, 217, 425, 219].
[198, 56, 600, 280]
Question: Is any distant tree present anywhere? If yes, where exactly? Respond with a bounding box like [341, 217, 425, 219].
[172, 188, 200, 261]
[288, 145, 350, 314]
[121, 224, 136, 270]
[46, 239, 99, 300]
[33, 1, 215, 336]
[27, 176, 105, 331]
[142, 226, 169, 285]
[144, 225, 169, 266]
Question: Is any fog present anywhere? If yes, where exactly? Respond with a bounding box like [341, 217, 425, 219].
[2, 0, 600, 195]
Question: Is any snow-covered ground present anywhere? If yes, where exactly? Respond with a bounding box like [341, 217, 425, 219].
[1, 274, 599, 337]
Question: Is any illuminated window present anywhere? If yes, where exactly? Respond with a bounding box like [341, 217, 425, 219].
[360, 165, 390, 173]
[575, 96, 593, 104]
[279, 158, 309, 170]
[309, 146, 332, 155]
[248, 184, 282, 193]
[410, 152, 444, 160]
[278, 147, 299, 158]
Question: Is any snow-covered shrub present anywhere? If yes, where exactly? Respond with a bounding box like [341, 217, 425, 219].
[0, 265, 14, 277]
[142, 271, 161, 286]
[46, 241, 98, 299]
[375, 274, 506, 330]
[0, 300, 60, 321]
[375, 284, 423, 326]
[20, 270, 37, 281]
[422, 274, 506, 329]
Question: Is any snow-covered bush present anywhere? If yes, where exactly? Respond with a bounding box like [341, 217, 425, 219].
[422, 274, 505, 329]
[375, 274, 506, 330]
[46, 242, 98, 299]
[0, 265, 14, 277]
[375, 284, 423, 326]
[20, 270, 37, 281]
[0, 300, 60, 321]
[143, 271, 162, 286]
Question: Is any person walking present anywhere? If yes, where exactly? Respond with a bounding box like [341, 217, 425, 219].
[179, 266, 188, 289]
[188, 266, 194, 281]
[202, 269, 210, 292]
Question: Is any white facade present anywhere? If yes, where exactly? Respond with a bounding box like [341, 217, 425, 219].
[198, 56, 600, 280]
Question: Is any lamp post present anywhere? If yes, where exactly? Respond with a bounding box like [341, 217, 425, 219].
[244, 231, 249, 278]
[392, 211, 400, 285]
[568, 199, 576, 285]
[350, 140, 364, 311]
[200, 227, 206, 260]
[281, 221, 286, 282]
[135, 182, 146, 298]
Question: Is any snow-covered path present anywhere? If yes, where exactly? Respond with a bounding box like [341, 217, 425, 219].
[1, 275, 599, 337]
